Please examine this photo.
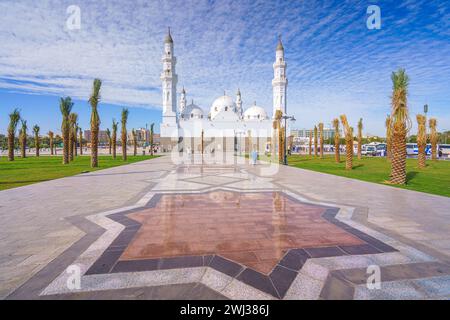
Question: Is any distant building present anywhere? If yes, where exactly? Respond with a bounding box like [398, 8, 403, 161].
[291, 128, 338, 144]
[84, 130, 109, 145]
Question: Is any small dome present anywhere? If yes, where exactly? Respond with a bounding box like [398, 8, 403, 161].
[244, 105, 268, 121]
[210, 95, 237, 120]
[182, 103, 204, 120]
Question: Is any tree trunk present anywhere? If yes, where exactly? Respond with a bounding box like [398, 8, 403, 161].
[314, 133, 318, 157]
[334, 139, 340, 163]
[122, 132, 127, 161]
[390, 123, 407, 184]
[357, 137, 362, 160]
[320, 135, 324, 159]
[63, 129, 69, 164]
[309, 133, 312, 156]
[112, 134, 117, 159]
[69, 129, 74, 161]
[8, 132, 15, 161]
[74, 131, 77, 157]
[345, 139, 353, 170]
[21, 135, 26, 158]
[35, 135, 40, 157]
[431, 139, 437, 160]
[91, 125, 99, 167]
[109, 139, 112, 155]
[133, 139, 137, 156]
[50, 137, 54, 155]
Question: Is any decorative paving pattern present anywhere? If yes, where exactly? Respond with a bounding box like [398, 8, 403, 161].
[84, 190, 397, 298]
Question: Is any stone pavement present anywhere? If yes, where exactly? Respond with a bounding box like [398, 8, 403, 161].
[0, 155, 449, 299]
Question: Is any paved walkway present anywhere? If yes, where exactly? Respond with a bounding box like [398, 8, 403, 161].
[0, 155, 449, 299]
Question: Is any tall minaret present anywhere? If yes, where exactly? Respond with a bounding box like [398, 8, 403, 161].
[161, 28, 178, 125]
[236, 88, 243, 118]
[272, 36, 288, 118]
[180, 87, 186, 116]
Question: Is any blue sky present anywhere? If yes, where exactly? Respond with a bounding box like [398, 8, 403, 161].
[0, 0, 449, 136]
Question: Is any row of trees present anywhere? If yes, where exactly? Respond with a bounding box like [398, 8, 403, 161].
[303, 69, 440, 185]
[4, 79, 151, 168]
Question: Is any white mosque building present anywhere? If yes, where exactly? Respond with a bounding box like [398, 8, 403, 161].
[159, 29, 289, 154]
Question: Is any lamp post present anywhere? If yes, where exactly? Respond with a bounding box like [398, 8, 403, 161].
[281, 115, 296, 165]
[424, 104, 428, 115]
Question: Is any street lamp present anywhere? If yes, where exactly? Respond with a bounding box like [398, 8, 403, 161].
[424, 104, 428, 115]
[281, 115, 296, 165]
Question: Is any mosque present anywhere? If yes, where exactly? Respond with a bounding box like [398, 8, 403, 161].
[159, 29, 289, 154]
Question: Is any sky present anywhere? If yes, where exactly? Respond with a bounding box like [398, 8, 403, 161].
[0, 0, 449, 136]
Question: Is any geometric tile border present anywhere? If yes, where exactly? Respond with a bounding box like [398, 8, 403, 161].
[37, 166, 442, 300]
[83, 191, 397, 299]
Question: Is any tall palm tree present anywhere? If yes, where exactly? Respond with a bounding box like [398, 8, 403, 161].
[7, 109, 21, 161]
[389, 69, 411, 185]
[33, 125, 40, 157]
[357, 118, 363, 160]
[313, 125, 318, 157]
[308, 129, 312, 156]
[69, 113, 78, 161]
[106, 128, 112, 155]
[79, 128, 83, 155]
[150, 123, 155, 156]
[89, 79, 102, 167]
[48, 131, 54, 155]
[318, 123, 324, 159]
[19, 120, 27, 158]
[132, 129, 137, 156]
[112, 120, 118, 159]
[340, 114, 353, 170]
[385, 115, 392, 161]
[332, 118, 340, 163]
[60, 97, 74, 164]
[121, 108, 129, 161]
[429, 118, 438, 161]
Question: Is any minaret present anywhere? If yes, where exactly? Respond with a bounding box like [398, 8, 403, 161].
[180, 87, 186, 116]
[272, 36, 288, 118]
[161, 28, 178, 125]
[236, 88, 243, 118]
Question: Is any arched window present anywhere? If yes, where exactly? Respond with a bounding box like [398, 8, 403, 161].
[225, 106, 228, 111]
[257, 114, 260, 119]
[191, 113, 194, 118]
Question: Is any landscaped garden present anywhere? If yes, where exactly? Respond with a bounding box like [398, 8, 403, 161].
[0, 155, 158, 191]
[288, 155, 450, 197]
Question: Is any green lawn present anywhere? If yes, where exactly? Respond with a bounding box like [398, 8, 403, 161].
[288, 155, 450, 197]
[0, 155, 159, 191]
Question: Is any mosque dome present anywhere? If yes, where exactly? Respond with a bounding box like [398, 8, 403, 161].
[244, 104, 268, 121]
[210, 95, 237, 120]
[182, 102, 204, 120]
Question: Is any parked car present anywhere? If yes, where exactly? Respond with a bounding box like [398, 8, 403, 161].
[406, 143, 418, 155]
[438, 144, 450, 158]
[376, 143, 387, 156]
[363, 145, 377, 156]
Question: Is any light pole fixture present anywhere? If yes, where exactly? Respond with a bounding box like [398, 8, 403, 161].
[281, 115, 296, 165]
[424, 104, 428, 115]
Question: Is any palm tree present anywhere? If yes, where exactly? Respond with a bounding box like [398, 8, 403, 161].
[332, 118, 340, 163]
[385, 115, 392, 160]
[112, 119, 118, 159]
[33, 125, 40, 157]
[416, 114, 427, 168]
[308, 130, 312, 156]
[19, 120, 27, 158]
[318, 123, 324, 159]
[340, 114, 353, 170]
[357, 118, 363, 160]
[60, 97, 74, 164]
[429, 118, 438, 160]
[69, 113, 78, 161]
[313, 125, 318, 157]
[79, 128, 83, 155]
[7, 108, 21, 161]
[121, 108, 129, 161]
[389, 69, 411, 185]
[74, 123, 79, 157]
[132, 129, 137, 156]
[106, 128, 112, 155]
[89, 79, 102, 168]
[48, 131, 54, 155]
[150, 123, 155, 156]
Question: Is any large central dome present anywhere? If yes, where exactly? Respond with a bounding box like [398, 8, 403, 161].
[210, 95, 238, 120]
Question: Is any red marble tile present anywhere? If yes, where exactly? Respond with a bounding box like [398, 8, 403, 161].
[119, 191, 364, 274]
